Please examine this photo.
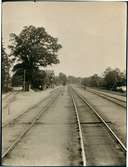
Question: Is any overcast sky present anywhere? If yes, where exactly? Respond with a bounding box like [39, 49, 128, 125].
[2, 1, 126, 77]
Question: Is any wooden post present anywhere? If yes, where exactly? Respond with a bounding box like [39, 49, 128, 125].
[23, 70, 26, 91]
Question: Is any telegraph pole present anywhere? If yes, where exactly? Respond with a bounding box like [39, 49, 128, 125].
[23, 70, 26, 91]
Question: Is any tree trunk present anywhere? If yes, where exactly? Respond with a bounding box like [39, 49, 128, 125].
[25, 82, 30, 91]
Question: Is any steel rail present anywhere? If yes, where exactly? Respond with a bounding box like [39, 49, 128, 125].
[87, 88, 126, 102]
[86, 88, 126, 108]
[2, 90, 61, 159]
[71, 94, 86, 166]
[72, 87, 127, 153]
[2, 88, 60, 128]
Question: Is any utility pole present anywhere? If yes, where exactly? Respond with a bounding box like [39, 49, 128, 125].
[23, 70, 26, 91]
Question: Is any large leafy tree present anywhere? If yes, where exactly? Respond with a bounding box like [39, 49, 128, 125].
[9, 25, 62, 91]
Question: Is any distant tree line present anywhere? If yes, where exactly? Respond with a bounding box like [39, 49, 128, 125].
[81, 67, 126, 91]
[54, 74, 82, 86]
[67, 75, 81, 84]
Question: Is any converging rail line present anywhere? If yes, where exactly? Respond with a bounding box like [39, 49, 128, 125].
[2, 88, 61, 160]
[86, 88, 126, 108]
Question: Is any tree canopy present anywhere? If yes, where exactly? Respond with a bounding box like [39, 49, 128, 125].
[9, 25, 62, 91]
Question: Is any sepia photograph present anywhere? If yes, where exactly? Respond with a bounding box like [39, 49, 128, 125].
[1, 1, 127, 166]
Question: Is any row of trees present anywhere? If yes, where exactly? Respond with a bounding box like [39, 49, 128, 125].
[2, 25, 62, 92]
[12, 69, 55, 90]
[11, 70, 82, 90]
[2, 44, 11, 92]
[81, 67, 126, 91]
[12, 70, 68, 90]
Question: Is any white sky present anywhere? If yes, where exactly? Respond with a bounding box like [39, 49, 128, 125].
[2, 1, 127, 77]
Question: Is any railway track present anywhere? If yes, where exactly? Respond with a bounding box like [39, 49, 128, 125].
[70, 86, 126, 165]
[2, 88, 62, 160]
[86, 88, 126, 108]
[2, 85, 126, 165]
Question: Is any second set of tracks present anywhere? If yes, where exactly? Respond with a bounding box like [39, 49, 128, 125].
[85, 87, 126, 108]
[2, 87, 62, 160]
